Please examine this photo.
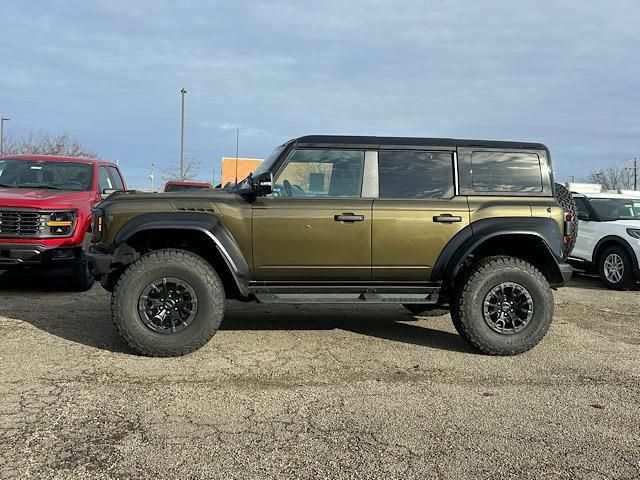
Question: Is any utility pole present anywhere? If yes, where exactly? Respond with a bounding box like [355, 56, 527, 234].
[149, 163, 155, 191]
[0, 118, 9, 155]
[179, 88, 187, 180]
[634, 158, 638, 191]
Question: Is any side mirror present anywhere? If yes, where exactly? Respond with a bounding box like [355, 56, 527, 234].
[251, 172, 273, 196]
[577, 212, 591, 221]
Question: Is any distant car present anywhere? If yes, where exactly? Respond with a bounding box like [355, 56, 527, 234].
[568, 185, 640, 290]
[164, 181, 212, 192]
[0, 154, 126, 290]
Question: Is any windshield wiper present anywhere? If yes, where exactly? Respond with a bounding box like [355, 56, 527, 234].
[15, 184, 68, 190]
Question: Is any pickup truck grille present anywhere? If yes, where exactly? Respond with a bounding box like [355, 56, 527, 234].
[0, 210, 43, 237]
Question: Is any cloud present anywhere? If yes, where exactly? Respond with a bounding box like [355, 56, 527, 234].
[1, 0, 639, 187]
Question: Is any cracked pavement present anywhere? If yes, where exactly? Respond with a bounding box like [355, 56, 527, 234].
[0, 275, 639, 479]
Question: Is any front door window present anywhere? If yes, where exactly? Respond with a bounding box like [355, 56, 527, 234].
[273, 149, 364, 198]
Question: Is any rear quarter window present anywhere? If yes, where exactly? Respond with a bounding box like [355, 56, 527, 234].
[471, 151, 543, 193]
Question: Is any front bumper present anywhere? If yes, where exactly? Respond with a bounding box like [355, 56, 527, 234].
[86, 249, 114, 278]
[0, 243, 82, 271]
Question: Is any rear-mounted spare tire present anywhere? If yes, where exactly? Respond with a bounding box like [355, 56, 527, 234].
[554, 183, 578, 261]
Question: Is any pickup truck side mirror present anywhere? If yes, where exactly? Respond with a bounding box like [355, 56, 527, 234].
[251, 172, 273, 197]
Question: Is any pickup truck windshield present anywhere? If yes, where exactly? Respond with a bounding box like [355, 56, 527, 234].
[0, 159, 93, 191]
[589, 197, 640, 221]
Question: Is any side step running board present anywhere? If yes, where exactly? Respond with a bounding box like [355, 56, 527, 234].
[251, 285, 440, 304]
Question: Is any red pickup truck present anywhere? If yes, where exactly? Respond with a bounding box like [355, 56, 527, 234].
[0, 155, 126, 290]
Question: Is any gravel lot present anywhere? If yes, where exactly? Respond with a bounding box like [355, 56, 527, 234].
[1, 275, 638, 479]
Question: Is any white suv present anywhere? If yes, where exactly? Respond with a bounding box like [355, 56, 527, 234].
[567, 184, 640, 290]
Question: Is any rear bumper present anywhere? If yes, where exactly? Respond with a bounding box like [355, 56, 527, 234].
[0, 243, 82, 272]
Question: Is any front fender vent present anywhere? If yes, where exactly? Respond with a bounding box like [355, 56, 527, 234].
[170, 201, 218, 213]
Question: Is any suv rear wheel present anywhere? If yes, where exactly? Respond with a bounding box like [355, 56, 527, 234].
[599, 245, 636, 290]
[450, 256, 553, 355]
[111, 248, 224, 356]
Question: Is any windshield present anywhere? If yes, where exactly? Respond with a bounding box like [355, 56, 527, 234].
[0, 158, 93, 191]
[165, 183, 211, 192]
[234, 143, 287, 189]
[589, 197, 640, 221]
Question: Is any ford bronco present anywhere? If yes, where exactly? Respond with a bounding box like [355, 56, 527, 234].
[88, 136, 574, 356]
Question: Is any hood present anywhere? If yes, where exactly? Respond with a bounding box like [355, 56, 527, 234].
[607, 219, 640, 229]
[0, 187, 94, 209]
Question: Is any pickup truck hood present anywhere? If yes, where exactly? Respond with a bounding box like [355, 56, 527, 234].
[0, 187, 94, 209]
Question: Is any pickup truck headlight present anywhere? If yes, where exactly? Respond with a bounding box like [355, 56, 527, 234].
[42, 211, 76, 237]
[627, 228, 640, 240]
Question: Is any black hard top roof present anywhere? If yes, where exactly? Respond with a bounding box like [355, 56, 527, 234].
[291, 135, 547, 151]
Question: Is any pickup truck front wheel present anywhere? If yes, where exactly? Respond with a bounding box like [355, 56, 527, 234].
[111, 249, 224, 356]
[450, 256, 553, 355]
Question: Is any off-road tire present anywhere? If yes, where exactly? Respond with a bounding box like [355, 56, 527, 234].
[450, 256, 554, 355]
[598, 245, 636, 290]
[111, 248, 224, 356]
[68, 254, 95, 292]
[402, 304, 449, 317]
[554, 183, 578, 260]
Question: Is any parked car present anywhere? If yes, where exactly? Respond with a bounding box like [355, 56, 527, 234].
[567, 184, 640, 290]
[0, 155, 126, 290]
[88, 135, 573, 357]
[164, 181, 212, 192]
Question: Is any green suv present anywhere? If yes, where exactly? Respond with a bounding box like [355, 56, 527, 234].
[88, 136, 573, 357]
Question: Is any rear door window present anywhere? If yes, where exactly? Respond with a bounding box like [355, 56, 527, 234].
[378, 151, 454, 199]
[471, 151, 543, 192]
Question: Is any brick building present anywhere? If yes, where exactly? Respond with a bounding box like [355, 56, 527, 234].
[220, 157, 263, 185]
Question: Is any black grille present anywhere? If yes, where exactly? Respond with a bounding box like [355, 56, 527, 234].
[0, 210, 42, 237]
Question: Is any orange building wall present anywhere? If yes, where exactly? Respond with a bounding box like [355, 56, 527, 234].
[221, 157, 263, 185]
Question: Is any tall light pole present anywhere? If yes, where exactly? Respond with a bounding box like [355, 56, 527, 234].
[0, 118, 9, 156]
[179, 88, 187, 180]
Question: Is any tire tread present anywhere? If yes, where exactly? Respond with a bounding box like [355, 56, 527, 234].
[111, 248, 224, 357]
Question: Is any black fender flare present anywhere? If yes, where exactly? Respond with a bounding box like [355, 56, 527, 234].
[431, 217, 564, 282]
[114, 212, 251, 295]
[593, 235, 640, 271]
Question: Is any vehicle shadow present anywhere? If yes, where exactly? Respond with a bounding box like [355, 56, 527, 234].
[0, 276, 132, 353]
[222, 303, 474, 354]
[0, 277, 473, 355]
[566, 271, 640, 291]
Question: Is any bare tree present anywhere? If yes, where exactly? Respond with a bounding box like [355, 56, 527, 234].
[2, 131, 97, 158]
[586, 162, 636, 190]
[161, 156, 203, 181]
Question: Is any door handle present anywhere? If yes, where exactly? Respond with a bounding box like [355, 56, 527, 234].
[334, 214, 365, 222]
[433, 214, 462, 223]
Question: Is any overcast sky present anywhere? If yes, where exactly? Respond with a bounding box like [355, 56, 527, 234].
[2, 0, 639, 188]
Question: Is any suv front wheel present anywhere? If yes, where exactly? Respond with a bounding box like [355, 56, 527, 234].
[111, 249, 225, 356]
[450, 256, 553, 355]
[599, 245, 636, 290]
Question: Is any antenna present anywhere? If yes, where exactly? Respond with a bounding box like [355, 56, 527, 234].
[234, 128, 239, 186]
